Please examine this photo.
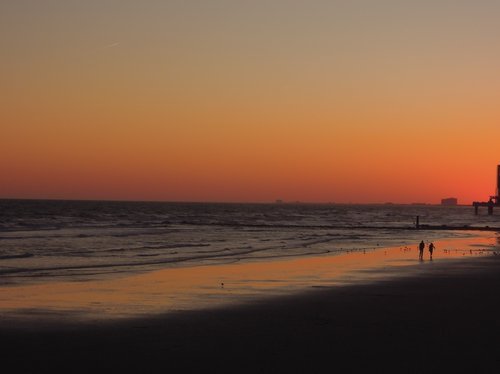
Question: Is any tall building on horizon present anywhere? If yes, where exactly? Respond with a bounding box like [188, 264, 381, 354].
[496, 164, 500, 197]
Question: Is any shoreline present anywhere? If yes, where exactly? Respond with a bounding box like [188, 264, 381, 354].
[0, 230, 497, 324]
[1, 252, 500, 372]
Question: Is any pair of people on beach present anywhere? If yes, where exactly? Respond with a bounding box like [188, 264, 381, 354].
[419, 240, 435, 260]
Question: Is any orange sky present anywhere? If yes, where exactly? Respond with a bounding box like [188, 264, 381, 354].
[1, 1, 499, 204]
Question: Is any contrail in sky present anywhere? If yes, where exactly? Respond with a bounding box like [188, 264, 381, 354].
[101, 42, 120, 50]
[89, 42, 120, 54]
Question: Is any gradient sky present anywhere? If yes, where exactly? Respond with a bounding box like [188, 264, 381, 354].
[1, 1, 499, 203]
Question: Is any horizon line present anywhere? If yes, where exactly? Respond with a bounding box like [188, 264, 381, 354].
[0, 197, 469, 206]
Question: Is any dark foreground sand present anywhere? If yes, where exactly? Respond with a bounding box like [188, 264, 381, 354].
[2, 256, 500, 374]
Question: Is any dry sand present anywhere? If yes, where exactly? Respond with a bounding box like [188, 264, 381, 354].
[1, 238, 500, 373]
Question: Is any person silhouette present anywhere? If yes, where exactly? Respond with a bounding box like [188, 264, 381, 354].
[429, 242, 435, 259]
[418, 240, 425, 260]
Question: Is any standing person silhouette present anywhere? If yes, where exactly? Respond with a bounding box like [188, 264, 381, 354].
[429, 242, 435, 260]
[418, 240, 425, 260]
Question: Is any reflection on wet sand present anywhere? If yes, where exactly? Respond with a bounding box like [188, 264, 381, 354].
[0, 232, 496, 322]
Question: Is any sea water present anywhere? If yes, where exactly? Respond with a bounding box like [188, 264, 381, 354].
[0, 200, 498, 286]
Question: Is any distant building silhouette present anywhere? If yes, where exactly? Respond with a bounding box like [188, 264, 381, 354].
[497, 164, 500, 197]
[441, 197, 458, 206]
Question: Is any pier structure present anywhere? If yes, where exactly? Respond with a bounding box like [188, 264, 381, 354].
[473, 165, 500, 215]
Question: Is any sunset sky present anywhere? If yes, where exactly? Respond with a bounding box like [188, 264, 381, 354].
[1, 1, 499, 204]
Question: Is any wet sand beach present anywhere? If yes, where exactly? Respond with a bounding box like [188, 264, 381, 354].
[1, 234, 499, 373]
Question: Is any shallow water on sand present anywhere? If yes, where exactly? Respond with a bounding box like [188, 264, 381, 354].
[0, 231, 497, 323]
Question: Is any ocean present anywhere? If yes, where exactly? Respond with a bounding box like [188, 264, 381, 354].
[0, 199, 498, 286]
